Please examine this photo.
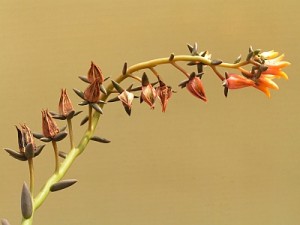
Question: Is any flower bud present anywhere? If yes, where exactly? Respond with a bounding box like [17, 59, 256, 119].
[156, 81, 172, 112]
[118, 90, 134, 115]
[58, 89, 74, 117]
[87, 61, 104, 83]
[84, 78, 101, 103]
[140, 73, 157, 109]
[223, 73, 255, 89]
[186, 75, 207, 102]
[42, 109, 59, 138]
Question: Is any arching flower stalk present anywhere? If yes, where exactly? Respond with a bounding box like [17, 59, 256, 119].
[2, 43, 290, 225]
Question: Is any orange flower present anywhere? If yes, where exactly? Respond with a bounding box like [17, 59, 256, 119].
[223, 73, 255, 89]
[261, 51, 290, 79]
[254, 74, 279, 97]
[156, 81, 172, 112]
[186, 74, 207, 102]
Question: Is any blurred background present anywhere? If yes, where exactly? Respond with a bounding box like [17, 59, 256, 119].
[0, 0, 299, 224]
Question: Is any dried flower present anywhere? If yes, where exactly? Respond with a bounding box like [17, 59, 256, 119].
[156, 80, 172, 112]
[73, 78, 105, 114]
[118, 90, 134, 115]
[140, 73, 157, 109]
[184, 73, 207, 102]
[84, 78, 101, 103]
[4, 124, 45, 161]
[109, 80, 135, 115]
[42, 109, 60, 138]
[88, 61, 104, 83]
[59, 89, 74, 117]
[50, 89, 81, 120]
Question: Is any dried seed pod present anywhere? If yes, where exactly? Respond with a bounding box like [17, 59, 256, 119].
[50, 179, 78, 192]
[90, 136, 111, 143]
[1, 219, 10, 225]
[21, 182, 32, 219]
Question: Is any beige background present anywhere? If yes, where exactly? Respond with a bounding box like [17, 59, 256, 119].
[1, 0, 299, 224]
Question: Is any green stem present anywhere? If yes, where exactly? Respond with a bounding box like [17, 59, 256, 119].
[21, 54, 250, 225]
[52, 141, 59, 173]
[28, 158, 34, 194]
[88, 105, 92, 131]
[67, 118, 74, 149]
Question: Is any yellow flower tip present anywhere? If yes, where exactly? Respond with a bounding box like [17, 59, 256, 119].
[261, 50, 279, 59]
[279, 71, 289, 80]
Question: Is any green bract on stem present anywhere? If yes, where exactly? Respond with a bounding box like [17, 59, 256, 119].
[8, 46, 289, 225]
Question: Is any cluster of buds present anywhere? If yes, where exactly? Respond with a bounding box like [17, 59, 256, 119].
[109, 72, 173, 114]
[74, 61, 108, 114]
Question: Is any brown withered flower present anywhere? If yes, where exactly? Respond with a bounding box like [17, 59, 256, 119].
[108, 80, 135, 116]
[42, 109, 60, 138]
[4, 124, 45, 161]
[87, 61, 104, 83]
[156, 80, 173, 112]
[78, 61, 107, 94]
[84, 78, 101, 103]
[140, 73, 157, 109]
[73, 78, 105, 114]
[33, 109, 68, 142]
[50, 89, 81, 120]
